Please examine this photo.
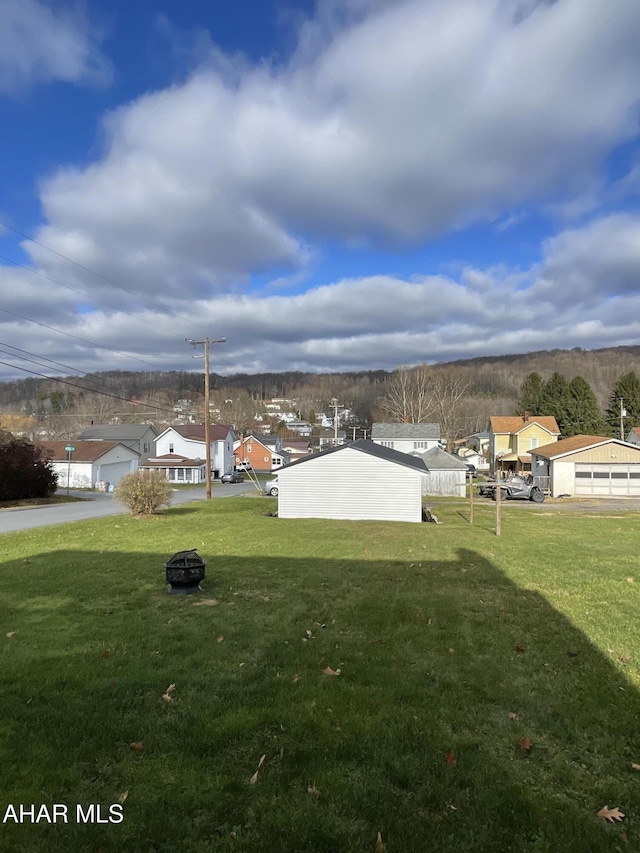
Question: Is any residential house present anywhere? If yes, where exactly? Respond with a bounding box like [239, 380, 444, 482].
[78, 423, 158, 463]
[316, 428, 347, 449]
[626, 427, 640, 445]
[275, 439, 428, 523]
[38, 440, 139, 489]
[371, 422, 441, 455]
[531, 435, 640, 497]
[140, 454, 207, 484]
[154, 424, 234, 477]
[488, 414, 560, 474]
[233, 435, 288, 472]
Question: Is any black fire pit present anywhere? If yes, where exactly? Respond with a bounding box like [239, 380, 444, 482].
[165, 549, 206, 595]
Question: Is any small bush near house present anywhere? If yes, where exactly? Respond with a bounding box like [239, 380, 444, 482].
[0, 436, 58, 501]
[113, 470, 173, 515]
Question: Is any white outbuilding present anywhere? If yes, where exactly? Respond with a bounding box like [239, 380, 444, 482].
[276, 439, 428, 523]
[38, 440, 139, 489]
[412, 446, 468, 497]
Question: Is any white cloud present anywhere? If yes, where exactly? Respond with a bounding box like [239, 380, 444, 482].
[0, 0, 111, 94]
[22, 0, 640, 297]
[3, 210, 640, 378]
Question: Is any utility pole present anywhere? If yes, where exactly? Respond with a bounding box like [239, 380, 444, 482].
[620, 398, 627, 441]
[330, 397, 341, 445]
[188, 337, 226, 499]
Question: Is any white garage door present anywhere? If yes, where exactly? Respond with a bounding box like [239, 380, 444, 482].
[575, 464, 640, 496]
[98, 461, 133, 486]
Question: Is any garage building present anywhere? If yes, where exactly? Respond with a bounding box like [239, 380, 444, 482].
[530, 435, 640, 497]
[38, 441, 139, 490]
[276, 439, 427, 523]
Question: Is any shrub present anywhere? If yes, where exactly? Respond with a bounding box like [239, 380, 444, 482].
[0, 438, 58, 501]
[114, 470, 173, 516]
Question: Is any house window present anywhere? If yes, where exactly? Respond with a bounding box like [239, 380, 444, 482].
[177, 468, 184, 480]
[247, 444, 252, 453]
[264, 456, 269, 462]
[169, 443, 174, 453]
[413, 441, 428, 449]
[143, 442, 150, 453]
[529, 438, 538, 449]
[380, 441, 394, 448]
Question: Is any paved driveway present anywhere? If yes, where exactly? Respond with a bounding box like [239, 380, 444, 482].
[0, 482, 258, 534]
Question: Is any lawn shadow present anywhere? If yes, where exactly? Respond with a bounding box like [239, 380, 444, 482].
[0, 546, 638, 852]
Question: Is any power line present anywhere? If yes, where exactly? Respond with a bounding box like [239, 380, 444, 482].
[0, 341, 179, 411]
[0, 252, 193, 343]
[0, 305, 163, 370]
[0, 358, 178, 415]
[0, 219, 213, 336]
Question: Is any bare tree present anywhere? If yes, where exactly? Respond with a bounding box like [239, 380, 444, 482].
[377, 365, 470, 448]
[377, 366, 439, 423]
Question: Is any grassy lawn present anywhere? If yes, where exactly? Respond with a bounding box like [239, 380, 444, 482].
[1, 499, 639, 852]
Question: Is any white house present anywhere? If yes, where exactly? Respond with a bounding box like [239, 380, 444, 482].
[154, 424, 234, 477]
[38, 440, 139, 489]
[276, 439, 428, 523]
[140, 454, 207, 484]
[530, 435, 640, 497]
[412, 446, 468, 497]
[371, 422, 441, 455]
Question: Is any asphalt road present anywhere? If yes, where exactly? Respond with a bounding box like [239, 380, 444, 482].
[0, 482, 259, 534]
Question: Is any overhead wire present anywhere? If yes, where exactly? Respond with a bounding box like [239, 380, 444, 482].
[0, 252, 195, 343]
[0, 341, 184, 412]
[0, 219, 214, 336]
[0, 359, 178, 415]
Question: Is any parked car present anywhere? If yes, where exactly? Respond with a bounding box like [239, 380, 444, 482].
[234, 461, 253, 472]
[221, 471, 244, 484]
[264, 477, 279, 496]
[465, 463, 477, 477]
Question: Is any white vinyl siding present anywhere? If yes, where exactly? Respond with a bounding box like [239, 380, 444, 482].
[278, 447, 423, 523]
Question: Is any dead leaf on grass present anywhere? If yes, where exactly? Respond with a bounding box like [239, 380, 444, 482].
[626, 577, 634, 583]
[375, 830, 386, 853]
[515, 644, 526, 654]
[518, 737, 532, 752]
[445, 749, 456, 767]
[631, 763, 640, 771]
[102, 650, 110, 659]
[249, 770, 259, 785]
[130, 741, 144, 753]
[118, 791, 128, 804]
[508, 712, 519, 720]
[216, 635, 224, 643]
[308, 785, 322, 798]
[162, 683, 176, 702]
[597, 805, 625, 823]
[192, 598, 219, 607]
[6, 632, 15, 638]
[322, 666, 341, 676]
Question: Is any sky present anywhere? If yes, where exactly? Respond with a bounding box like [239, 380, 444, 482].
[1, 0, 640, 384]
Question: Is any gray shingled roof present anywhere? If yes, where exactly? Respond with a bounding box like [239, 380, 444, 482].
[371, 422, 440, 440]
[280, 439, 428, 472]
[413, 446, 468, 470]
[79, 424, 157, 440]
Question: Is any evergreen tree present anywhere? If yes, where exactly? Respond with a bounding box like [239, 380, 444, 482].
[515, 372, 544, 416]
[539, 372, 571, 435]
[606, 371, 640, 438]
[565, 376, 608, 437]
